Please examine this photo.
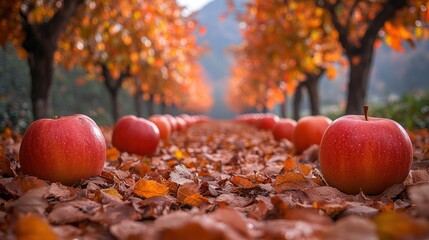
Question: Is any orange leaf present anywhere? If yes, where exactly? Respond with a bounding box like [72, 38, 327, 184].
[183, 193, 208, 207]
[284, 156, 297, 172]
[14, 213, 57, 240]
[177, 182, 207, 206]
[133, 179, 169, 198]
[106, 147, 120, 161]
[231, 175, 255, 188]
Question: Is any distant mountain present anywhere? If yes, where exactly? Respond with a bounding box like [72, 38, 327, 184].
[196, 0, 247, 119]
[196, 0, 429, 118]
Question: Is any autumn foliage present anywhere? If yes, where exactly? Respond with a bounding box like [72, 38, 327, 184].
[226, 0, 429, 114]
[1, 121, 429, 239]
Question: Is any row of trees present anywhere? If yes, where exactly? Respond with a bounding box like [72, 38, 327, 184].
[226, 0, 428, 118]
[1, 0, 213, 121]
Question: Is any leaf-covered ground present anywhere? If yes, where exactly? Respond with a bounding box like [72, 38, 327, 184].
[1, 121, 429, 239]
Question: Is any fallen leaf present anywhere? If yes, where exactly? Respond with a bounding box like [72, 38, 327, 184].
[133, 179, 169, 199]
[45, 183, 77, 202]
[408, 183, 429, 217]
[13, 187, 49, 216]
[373, 212, 429, 240]
[170, 164, 197, 185]
[106, 146, 120, 161]
[230, 175, 255, 188]
[324, 216, 378, 240]
[273, 172, 314, 192]
[177, 182, 207, 207]
[110, 220, 153, 240]
[14, 213, 57, 240]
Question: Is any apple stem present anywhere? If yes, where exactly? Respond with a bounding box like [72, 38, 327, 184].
[363, 105, 368, 121]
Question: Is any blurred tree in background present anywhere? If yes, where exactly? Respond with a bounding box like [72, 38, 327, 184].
[0, 0, 212, 127]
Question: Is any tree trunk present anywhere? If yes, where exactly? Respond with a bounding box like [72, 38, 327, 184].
[134, 78, 142, 117]
[320, 0, 406, 115]
[147, 94, 154, 116]
[20, 0, 83, 120]
[346, 50, 374, 114]
[293, 82, 305, 120]
[27, 49, 54, 119]
[304, 70, 324, 116]
[102, 64, 130, 123]
[279, 91, 287, 118]
[160, 101, 167, 114]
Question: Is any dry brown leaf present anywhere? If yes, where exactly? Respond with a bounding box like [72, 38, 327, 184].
[14, 213, 57, 240]
[170, 164, 197, 185]
[408, 183, 429, 218]
[13, 187, 49, 216]
[273, 172, 314, 192]
[324, 216, 378, 240]
[211, 208, 251, 238]
[45, 183, 77, 202]
[110, 220, 153, 240]
[134, 179, 169, 199]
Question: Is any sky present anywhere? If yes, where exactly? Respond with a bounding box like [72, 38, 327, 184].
[177, 0, 213, 13]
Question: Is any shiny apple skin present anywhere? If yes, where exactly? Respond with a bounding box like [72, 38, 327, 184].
[319, 115, 413, 195]
[293, 115, 332, 154]
[272, 118, 297, 141]
[112, 115, 160, 156]
[19, 114, 106, 185]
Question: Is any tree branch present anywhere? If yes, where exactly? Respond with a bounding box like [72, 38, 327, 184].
[319, 0, 351, 54]
[361, 0, 406, 48]
[44, 0, 84, 42]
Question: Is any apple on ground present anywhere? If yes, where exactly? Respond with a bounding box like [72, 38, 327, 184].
[293, 115, 332, 154]
[149, 115, 172, 141]
[112, 115, 160, 156]
[272, 118, 297, 142]
[19, 114, 106, 185]
[319, 106, 413, 195]
[175, 116, 187, 131]
[259, 113, 280, 130]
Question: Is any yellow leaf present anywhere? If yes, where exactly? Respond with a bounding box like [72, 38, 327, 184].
[101, 188, 123, 199]
[373, 212, 429, 240]
[174, 149, 184, 160]
[133, 179, 169, 198]
[14, 213, 57, 240]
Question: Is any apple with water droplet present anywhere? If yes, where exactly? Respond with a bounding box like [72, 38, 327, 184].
[19, 114, 106, 185]
[319, 106, 413, 195]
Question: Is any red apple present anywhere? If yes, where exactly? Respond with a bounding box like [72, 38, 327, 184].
[149, 115, 172, 141]
[293, 115, 332, 154]
[272, 118, 297, 141]
[259, 114, 280, 130]
[319, 106, 413, 195]
[19, 114, 106, 185]
[112, 115, 160, 156]
[164, 114, 178, 132]
[175, 117, 187, 131]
